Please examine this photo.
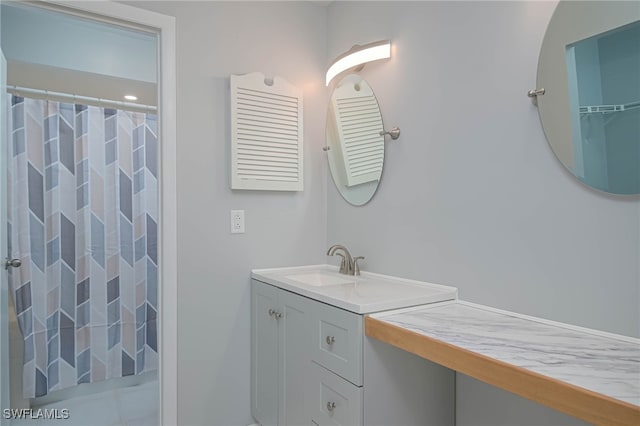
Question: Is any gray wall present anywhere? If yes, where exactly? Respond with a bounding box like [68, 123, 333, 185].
[124, 1, 638, 425]
[327, 1, 639, 425]
[327, 0, 639, 337]
[129, 2, 328, 425]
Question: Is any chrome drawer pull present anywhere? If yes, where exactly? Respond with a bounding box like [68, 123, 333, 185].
[326, 336, 336, 345]
[327, 401, 336, 412]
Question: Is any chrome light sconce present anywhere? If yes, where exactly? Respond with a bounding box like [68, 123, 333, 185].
[325, 40, 392, 86]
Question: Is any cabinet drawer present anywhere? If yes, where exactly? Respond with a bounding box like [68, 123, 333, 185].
[310, 301, 363, 385]
[309, 362, 362, 426]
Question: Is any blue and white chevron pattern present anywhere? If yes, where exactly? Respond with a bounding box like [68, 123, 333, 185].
[8, 95, 158, 398]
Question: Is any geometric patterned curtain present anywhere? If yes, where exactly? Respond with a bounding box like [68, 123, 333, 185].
[7, 95, 158, 398]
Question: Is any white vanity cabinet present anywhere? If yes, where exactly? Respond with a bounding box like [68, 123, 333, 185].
[251, 271, 456, 426]
[251, 280, 312, 426]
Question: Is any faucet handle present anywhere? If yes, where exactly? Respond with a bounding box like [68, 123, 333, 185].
[327, 244, 354, 275]
[353, 256, 365, 276]
[334, 252, 348, 274]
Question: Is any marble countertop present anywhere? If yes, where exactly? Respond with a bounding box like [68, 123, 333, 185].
[367, 300, 640, 425]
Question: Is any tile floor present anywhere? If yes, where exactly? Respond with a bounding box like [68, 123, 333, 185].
[9, 380, 158, 426]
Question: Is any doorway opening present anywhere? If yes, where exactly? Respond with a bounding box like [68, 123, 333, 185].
[0, 2, 176, 425]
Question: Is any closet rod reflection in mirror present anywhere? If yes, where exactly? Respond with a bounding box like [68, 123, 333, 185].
[536, 1, 640, 195]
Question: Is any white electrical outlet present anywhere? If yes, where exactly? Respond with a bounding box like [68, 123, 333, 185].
[230, 210, 245, 234]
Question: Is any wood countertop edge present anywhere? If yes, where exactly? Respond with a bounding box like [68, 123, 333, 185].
[365, 316, 640, 426]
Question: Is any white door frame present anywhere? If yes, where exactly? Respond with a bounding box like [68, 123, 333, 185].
[0, 35, 10, 425]
[40, 2, 177, 424]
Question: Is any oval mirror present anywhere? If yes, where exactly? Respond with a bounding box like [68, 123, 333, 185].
[537, 1, 640, 195]
[326, 74, 384, 205]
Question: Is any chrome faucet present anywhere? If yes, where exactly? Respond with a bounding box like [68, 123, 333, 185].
[327, 244, 365, 276]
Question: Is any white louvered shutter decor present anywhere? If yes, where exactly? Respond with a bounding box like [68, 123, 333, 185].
[331, 80, 384, 188]
[231, 72, 303, 191]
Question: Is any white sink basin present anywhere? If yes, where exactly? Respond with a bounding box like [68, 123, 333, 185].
[251, 265, 458, 314]
[285, 271, 356, 287]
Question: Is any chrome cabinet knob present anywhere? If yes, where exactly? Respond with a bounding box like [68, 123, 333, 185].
[268, 309, 282, 319]
[327, 401, 336, 412]
[4, 258, 21, 270]
[326, 336, 335, 345]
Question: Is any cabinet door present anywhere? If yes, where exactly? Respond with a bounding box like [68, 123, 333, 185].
[279, 290, 311, 426]
[251, 280, 279, 426]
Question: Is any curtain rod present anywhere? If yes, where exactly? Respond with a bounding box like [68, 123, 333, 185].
[6, 85, 157, 113]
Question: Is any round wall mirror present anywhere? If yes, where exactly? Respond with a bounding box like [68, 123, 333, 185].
[326, 74, 385, 205]
[537, 1, 640, 195]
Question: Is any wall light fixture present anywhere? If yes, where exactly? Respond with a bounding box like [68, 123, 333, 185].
[325, 40, 391, 86]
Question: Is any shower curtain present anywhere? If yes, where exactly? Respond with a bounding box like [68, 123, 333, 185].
[7, 95, 158, 398]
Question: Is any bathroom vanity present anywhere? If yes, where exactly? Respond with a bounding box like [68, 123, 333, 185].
[250, 265, 458, 426]
[251, 265, 640, 426]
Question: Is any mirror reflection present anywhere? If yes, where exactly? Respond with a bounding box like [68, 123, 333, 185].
[326, 74, 384, 205]
[566, 21, 640, 194]
[536, 1, 640, 195]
